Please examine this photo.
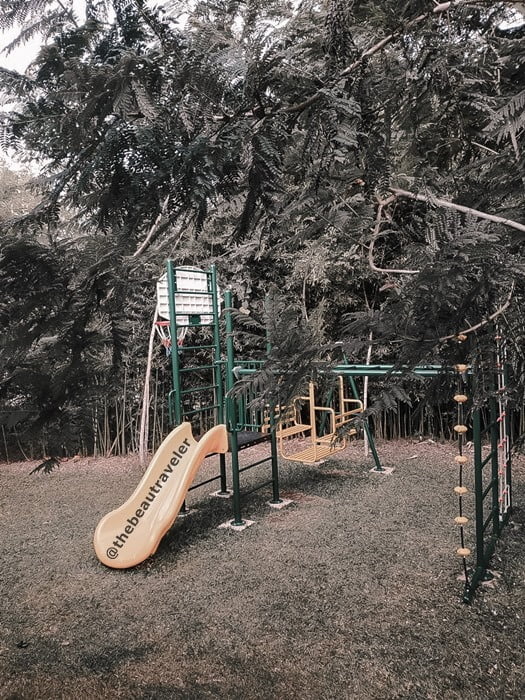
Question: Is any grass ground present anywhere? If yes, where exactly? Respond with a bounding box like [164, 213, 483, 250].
[1, 439, 524, 699]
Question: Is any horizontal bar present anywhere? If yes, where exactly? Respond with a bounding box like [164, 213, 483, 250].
[188, 474, 221, 491]
[174, 292, 212, 298]
[180, 364, 217, 372]
[171, 265, 211, 274]
[240, 479, 274, 497]
[182, 405, 219, 417]
[234, 364, 449, 378]
[481, 451, 496, 469]
[335, 363, 442, 370]
[482, 477, 497, 501]
[483, 508, 498, 534]
[239, 456, 272, 474]
[179, 344, 216, 351]
[170, 323, 215, 329]
[334, 365, 446, 377]
[180, 384, 218, 395]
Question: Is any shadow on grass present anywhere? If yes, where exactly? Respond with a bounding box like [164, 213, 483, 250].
[146, 457, 371, 569]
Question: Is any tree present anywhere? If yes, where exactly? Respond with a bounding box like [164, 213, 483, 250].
[1, 0, 525, 453]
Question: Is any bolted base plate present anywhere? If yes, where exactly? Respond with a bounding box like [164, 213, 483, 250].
[218, 519, 255, 532]
[177, 508, 194, 518]
[267, 498, 293, 510]
[369, 466, 395, 475]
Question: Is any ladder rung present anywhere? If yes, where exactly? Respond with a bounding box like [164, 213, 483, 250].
[171, 266, 211, 274]
[182, 405, 220, 417]
[174, 290, 213, 296]
[179, 344, 216, 351]
[180, 365, 217, 372]
[181, 385, 218, 395]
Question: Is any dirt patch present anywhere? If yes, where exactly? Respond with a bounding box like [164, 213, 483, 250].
[1, 439, 524, 699]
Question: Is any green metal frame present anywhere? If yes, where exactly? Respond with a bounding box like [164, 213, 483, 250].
[224, 290, 282, 526]
[165, 261, 228, 496]
[465, 400, 512, 602]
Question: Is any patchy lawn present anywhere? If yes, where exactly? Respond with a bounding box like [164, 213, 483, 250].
[1, 439, 524, 699]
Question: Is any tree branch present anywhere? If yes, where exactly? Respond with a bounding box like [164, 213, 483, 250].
[368, 195, 420, 275]
[389, 187, 525, 234]
[133, 195, 170, 257]
[340, 2, 463, 78]
[55, 0, 79, 28]
[283, 1, 477, 116]
[439, 283, 515, 341]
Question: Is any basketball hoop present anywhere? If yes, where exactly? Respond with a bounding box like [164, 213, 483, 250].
[154, 319, 188, 354]
[155, 266, 218, 354]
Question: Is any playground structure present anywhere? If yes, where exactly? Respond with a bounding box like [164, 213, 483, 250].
[94, 262, 514, 601]
[452, 339, 513, 602]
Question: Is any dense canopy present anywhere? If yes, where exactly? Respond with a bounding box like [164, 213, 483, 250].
[0, 0, 524, 456]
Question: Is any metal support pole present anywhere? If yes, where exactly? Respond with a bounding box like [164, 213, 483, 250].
[504, 362, 513, 515]
[269, 406, 282, 504]
[167, 260, 182, 426]
[473, 408, 485, 572]
[264, 293, 281, 504]
[348, 376, 383, 471]
[229, 420, 244, 526]
[210, 266, 230, 496]
[210, 265, 224, 426]
[224, 290, 244, 525]
[489, 397, 501, 538]
[219, 453, 228, 494]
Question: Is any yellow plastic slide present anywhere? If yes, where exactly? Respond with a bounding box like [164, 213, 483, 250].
[93, 422, 229, 568]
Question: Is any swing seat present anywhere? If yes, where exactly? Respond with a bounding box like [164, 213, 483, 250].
[277, 379, 365, 464]
[261, 403, 311, 439]
[281, 442, 343, 464]
[277, 422, 311, 438]
[278, 402, 345, 464]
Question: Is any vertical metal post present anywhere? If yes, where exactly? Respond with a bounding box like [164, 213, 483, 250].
[224, 291, 235, 395]
[473, 408, 485, 571]
[504, 363, 512, 514]
[309, 382, 317, 444]
[269, 407, 282, 504]
[348, 375, 383, 471]
[210, 266, 229, 495]
[264, 294, 281, 504]
[210, 265, 224, 425]
[224, 290, 244, 526]
[167, 260, 182, 426]
[489, 396, 500, 538]
[228, 422, 244, 526]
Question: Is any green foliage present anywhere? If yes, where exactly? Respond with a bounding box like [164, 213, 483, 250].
[1, 0, 525, 453]
[29, 455, 60, 474]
